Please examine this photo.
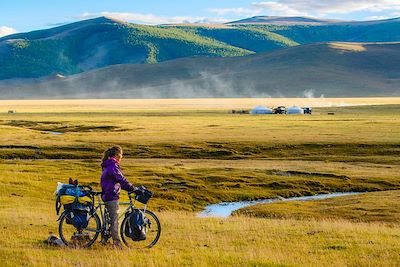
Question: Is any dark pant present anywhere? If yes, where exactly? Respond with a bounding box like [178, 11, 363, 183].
[105, 200, 121, 243]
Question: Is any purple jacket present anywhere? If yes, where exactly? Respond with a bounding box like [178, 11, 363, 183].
[100, 158, 134, 202]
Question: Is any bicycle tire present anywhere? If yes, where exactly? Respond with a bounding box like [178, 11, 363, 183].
[120, 209, 161, 248]
[58, 211, 101, 248]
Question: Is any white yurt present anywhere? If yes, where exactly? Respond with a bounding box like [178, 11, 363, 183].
[251, 106, 273, 115]
[287, 106, 304, 114]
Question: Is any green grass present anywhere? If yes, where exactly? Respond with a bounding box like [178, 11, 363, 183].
[123, 24, 252, 63]
[0, 19, 252, 79]
[177, 26, 299, 53]
[247, 22, 400, 43]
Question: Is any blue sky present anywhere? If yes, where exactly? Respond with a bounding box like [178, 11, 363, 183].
[1, 0, 400, 36]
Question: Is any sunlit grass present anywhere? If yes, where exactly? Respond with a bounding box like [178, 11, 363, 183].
[0, 209, 399, 267]
[0, 100, 399, 266]
[235, 190, 400, 224]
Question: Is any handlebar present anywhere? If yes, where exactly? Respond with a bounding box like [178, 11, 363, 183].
[82, 185, 149, 197]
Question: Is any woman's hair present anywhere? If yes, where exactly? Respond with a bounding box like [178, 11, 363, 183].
[102, 145, 123, 162]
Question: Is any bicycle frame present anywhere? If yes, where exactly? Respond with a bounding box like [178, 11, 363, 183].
[57, 190, 159, 248]
[91, 194, 147, 234]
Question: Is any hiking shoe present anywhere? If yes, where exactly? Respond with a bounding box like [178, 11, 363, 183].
[113, 240, 123, 249]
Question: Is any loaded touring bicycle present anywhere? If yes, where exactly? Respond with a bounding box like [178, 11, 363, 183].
[55, 183, 161, 248]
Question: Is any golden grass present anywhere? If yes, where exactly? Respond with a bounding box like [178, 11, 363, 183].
[0, 101, 399, 266]
[329, 43, 367, 52]
[0, 105, 399, 156]
[1, 208, 399, 267]
[235, 190, 400, 224]
[1, 158, 399, 211]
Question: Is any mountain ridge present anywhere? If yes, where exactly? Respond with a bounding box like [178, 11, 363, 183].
[227, 16, 344, 25]
[1, 42, 399, 99]
[1, 16, 400, 80]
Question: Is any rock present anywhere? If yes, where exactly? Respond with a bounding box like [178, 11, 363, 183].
[47, 234, 66, 247]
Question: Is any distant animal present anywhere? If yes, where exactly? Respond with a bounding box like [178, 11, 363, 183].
[7, 110, 16, 114]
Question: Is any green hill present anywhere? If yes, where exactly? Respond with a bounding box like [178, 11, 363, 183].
[0, 17, 251, 80]
[255, 20, 400, 43]
[2, 42, 399, 98]
[1, 16, 400, 80]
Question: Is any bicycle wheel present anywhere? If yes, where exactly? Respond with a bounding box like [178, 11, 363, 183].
[59, 210, 101, 248]
[120, 209, 161, 248]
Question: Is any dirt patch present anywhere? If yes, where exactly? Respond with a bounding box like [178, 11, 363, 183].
[2, 120, 123, 133]
[0, 145, 40, 149]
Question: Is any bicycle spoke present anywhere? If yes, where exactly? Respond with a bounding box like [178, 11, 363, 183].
[120, 209, 161, 249]
[84, 228, 100, 233]
[59, 212, 101, 248]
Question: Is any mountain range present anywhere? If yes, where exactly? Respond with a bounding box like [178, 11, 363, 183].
[1, 41, 399, 98]
[1, 16, 400, 98]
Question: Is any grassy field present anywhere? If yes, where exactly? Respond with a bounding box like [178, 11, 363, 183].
[1, 210, 399, 267]
[0, 99, 399, 266]
[234, 190, 400, 224]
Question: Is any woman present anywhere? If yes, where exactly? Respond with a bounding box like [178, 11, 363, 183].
[100, 145, 136, 248]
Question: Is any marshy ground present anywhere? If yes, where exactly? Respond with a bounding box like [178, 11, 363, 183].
[0, 99, 399, 266]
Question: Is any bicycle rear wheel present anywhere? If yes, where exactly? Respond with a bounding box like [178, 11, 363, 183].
[120, 209, 161, 248]
[59, 211, 101, 248]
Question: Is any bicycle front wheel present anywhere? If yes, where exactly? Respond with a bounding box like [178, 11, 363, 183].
[59, 211, 101, 248]
[120, 209, 161, 248]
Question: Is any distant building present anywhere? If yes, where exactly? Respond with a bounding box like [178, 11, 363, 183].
[251, 106, 273, 115]
[287, 106, 304, 114]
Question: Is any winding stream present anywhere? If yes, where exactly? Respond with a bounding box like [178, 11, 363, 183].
[198, 192, 361, 218]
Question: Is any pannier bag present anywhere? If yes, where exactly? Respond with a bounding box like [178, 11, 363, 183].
[55, 182, 93, 229]
[124, 210, 148, 241]
[60, 195, 92, 205]
[65, 203, 91, 229]
[134, 186, 153, 204]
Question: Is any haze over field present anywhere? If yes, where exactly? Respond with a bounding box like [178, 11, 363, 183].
[2, 98, 400, 113]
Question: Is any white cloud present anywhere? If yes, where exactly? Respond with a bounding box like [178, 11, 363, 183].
[194, 18, 230, 24]
[391, 11, 400, 17]
[207, 7, 261, 17]
[0, 26, 17, 37]
[251, 0, 400, 17]
[364, 15, 390, 20]
[206, 1, 400, 19]
[78, 11, 227, 25]
[252, 2, 304, 16]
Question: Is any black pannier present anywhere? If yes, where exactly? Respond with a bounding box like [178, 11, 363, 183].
[64, 203, 90, 229]
[124, 210, 148, 241]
